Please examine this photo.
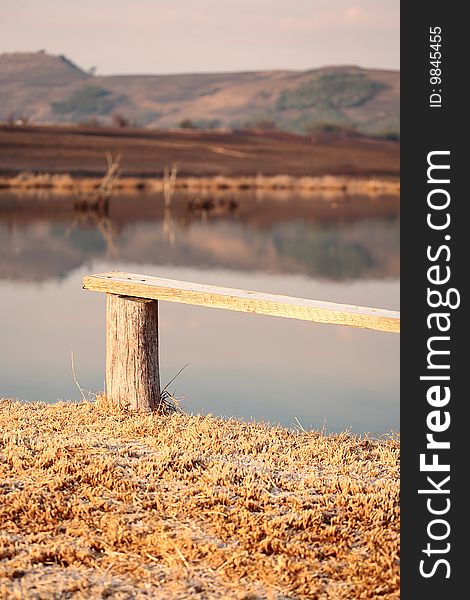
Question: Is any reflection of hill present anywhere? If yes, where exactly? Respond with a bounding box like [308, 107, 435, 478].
[0, 192, 399, 282]
[271, 221, 399, 279]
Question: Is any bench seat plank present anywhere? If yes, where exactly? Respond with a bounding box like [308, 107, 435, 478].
[83, 271, 400, 334]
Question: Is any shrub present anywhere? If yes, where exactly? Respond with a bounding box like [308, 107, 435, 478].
[179, 118, 196, 129]
[373, 130, 400, 141]
[243, 116, 277, 130]
[52, 85, 115, 116]
[305, 121, 359, 137]
[277, 73, 383, 111]
[193, 119, 222, 129]
[112, 113, 129, 128]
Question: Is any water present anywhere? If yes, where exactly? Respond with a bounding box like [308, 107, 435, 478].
[0, 191, 399, 434]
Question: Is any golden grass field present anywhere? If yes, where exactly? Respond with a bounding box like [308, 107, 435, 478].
[0, 398, 399, 599]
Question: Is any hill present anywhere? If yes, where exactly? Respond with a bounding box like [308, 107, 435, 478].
[0, 52, 399, 137]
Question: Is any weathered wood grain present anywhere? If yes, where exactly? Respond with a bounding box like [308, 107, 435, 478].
[84, 271, 400, 334]
[106, 294, 161, 411]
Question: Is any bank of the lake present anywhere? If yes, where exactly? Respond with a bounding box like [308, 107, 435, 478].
[0, 125, 400, 182]
[0, 399, 399, 599]
[0, 172, 399, 195]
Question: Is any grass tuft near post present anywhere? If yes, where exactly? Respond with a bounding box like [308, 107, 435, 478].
[106, 294, 161, 411]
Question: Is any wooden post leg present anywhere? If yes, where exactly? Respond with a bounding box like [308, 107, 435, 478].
[106, 294, 161, 411]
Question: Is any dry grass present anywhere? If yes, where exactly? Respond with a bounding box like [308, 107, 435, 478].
[0, 172, 399, 196]
[0, 398, 399, 599]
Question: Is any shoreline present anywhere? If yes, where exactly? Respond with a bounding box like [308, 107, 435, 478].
[0, 399, 400, 599]
[0, 172, 400, 195]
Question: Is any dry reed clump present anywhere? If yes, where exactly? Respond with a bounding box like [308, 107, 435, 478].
[0, 399, 399, 599]
[0, 173, 76, 190]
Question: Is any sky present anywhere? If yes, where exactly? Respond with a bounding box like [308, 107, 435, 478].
[0, 0, 399, 75]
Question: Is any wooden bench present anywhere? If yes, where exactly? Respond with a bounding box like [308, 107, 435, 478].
[83, 271, 400, 412]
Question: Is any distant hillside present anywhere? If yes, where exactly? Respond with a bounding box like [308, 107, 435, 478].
[0, 52, 399, 137]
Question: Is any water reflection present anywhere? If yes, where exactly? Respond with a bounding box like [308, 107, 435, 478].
[0, 191, 399, 282]
[0, 191, 399, 434]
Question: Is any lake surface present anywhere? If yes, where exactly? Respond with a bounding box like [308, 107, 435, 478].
[0, 191, 399, 434]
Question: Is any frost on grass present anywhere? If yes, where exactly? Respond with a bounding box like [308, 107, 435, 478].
[0, 398, 399, 599]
